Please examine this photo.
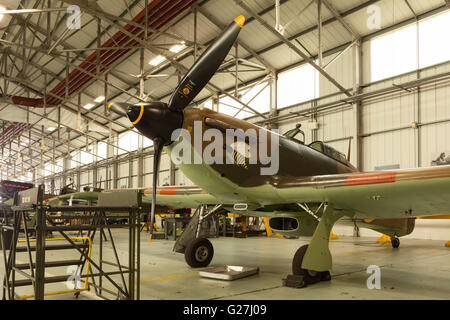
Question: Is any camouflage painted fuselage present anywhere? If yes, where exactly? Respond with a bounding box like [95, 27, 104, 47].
[166, 108, 356, 206]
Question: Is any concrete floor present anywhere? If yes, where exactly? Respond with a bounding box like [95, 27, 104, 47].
[2, 230, 450, 300]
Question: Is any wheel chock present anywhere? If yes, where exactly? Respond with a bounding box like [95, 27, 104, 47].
[377, 234, 391, 243]
[445, 241, 450, 248]
[283, 271, 331, 288]
[329, 230, 339, 240]
[283, 274, 307, 288]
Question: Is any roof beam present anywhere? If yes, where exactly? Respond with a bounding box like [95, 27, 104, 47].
[196, 5, 276, 73]
[78, 3, 268, 119]
[234, 0, 351, 97]
[321, 0, 360, 39]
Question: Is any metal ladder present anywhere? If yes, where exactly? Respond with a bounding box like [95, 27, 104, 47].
[1, 186, 142, 300]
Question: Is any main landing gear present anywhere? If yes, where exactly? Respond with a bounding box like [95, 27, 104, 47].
[184, 237, 214, 268]
[285, 203, 347, 288]
[174, 204, 224, 268]
[391, 235, 400, 248]
[292, 245, 331, 284]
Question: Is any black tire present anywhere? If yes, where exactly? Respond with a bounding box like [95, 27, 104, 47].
[292, 245, 322, 283]
[184, 238, 214, 268]
[391, 237, 400, 249]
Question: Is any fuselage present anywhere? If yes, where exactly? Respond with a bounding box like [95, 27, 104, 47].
[165, 108, 357, 206]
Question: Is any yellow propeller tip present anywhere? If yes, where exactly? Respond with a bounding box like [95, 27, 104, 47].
[234, 15, 245, 28]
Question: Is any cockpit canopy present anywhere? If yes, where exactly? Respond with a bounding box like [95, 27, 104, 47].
[283, 124, 351, 167]
[308, 141, 349, 165]
[283, 124, 305, 145]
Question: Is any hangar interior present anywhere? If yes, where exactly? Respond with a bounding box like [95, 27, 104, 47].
[0, 0, 450, 300]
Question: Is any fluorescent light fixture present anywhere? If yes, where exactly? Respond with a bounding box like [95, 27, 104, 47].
[149, 55, 166, 66]
[170, 43, 187, 53]
[94, 96, 105, 103]
[83, 103, 95, 110]
[47, 127, 56, 132]
[0, 6, 5, 22]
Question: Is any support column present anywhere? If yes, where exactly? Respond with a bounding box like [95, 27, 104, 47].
[128, 158, 133, 188]
[138, 154, 144, 188]
[269, 72, 278, 130]
[212, 93, 220, 112]
[193, 5, 198, 61]
[416, 19, 422, 168]
[353, 38, 363, 170]
[112, 160, 118, 190]
[170, 161, 176, 186]
[317, 0, 323, 68]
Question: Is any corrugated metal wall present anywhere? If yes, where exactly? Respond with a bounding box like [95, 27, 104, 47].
[35, 30, 450, 189]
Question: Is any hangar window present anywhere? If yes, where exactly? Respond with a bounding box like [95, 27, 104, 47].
[371, 11, 450, 82]
[218, 96, 243, 117]
[55, 158, 63, 174]
[419, 11, 450, 68]
[237, 81, 270, 118]
[44, 162, 53, 176]
[143, 136, 153, 148]
[97, 141, 107, 160]
[370, 24, 417, 82]
[70, 151, 79, 169]
[277, 64, 319, 109]
[218, 81, 270, 119]
[118, 131, 139, 155]
[203, 99, 213, 110]
[80, 149, 93, 165]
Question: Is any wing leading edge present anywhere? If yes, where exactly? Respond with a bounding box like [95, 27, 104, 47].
[272, 165, 450, 219]
[142, 186, 220, 209]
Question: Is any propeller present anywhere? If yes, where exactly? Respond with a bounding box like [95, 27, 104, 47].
[108, 16, 246, 239]
[107, 102, 129, 117]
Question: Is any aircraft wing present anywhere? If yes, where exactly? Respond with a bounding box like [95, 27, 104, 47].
[271, 165, 450, 219]
[142, 186, 220, 209]
[45, 192, 100, 205]
[42, 187, 220, 210]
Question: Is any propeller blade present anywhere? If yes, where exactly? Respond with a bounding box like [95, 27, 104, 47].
[167, 15, 246, 111]
[107, 102, 130, 117]
[149, 137, 164, 240]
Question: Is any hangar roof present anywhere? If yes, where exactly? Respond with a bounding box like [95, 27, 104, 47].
[0, 0, 448, 177]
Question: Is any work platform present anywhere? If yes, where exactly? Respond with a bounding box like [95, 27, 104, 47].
[1, 186, 143, 300]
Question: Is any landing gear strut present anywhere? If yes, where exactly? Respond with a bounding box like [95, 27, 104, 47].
[292, 245, 331, 284]
[174, 204, 224, 268]
[391, 236, 400, 249]
[285, 204, 347, 288]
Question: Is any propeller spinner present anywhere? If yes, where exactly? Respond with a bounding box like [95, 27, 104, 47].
[108, 16, 246, 239]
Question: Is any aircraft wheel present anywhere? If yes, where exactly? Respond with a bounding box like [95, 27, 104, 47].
[391, 237, 400, 249]
[292, 245, 323, 283]
[185, 238, 214, 268]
